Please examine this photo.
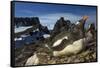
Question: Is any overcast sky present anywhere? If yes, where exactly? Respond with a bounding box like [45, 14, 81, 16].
[14, 2, 97, 29]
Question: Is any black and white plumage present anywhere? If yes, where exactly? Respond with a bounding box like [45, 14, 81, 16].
[53, 38, 86, 56]
[44, 23, 94, 57]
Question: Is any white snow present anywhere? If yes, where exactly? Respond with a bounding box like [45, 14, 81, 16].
[15, 26, 33, 33]
[53, 36, 68, 47]
[33, 28, 39, 32]
[20, 34, 29, 38]
[14, 37, 22, 41]
[76, 21, 80, 25]
[43, 34, 50, 38]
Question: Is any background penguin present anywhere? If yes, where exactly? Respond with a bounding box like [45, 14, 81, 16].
[85, 23, 96, 47]
[86, 23, 95, 39]
[75, 16, 89, 38]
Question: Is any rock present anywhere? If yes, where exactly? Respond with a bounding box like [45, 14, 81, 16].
[48, 60, 56, 64]
[39, 24, 50, 34]
[79, 58, 85, 62]
[79, 50, 90, 57]
[92, 52, 96, 59]
[51, 17, 71, 38]
[73, 59, 81, 63]
[15, 17, 40, 27]
[47, 56, 51, 60]
[66, 58, 72, 63]
[25, 53, 39, 66]
[85, 55, 90, 61]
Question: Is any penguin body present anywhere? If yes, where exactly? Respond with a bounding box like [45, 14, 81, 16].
[53, 38, 85, 56]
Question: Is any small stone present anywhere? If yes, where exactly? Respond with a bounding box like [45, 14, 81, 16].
[92, 53, 96, 59]
[74, 59, 80, 63]
[67, 58, 72, 63]
[48, 60, 56, 64]
[85, 55, 90, 60]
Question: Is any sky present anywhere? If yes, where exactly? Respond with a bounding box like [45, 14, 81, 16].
[14, 2, 97, 29]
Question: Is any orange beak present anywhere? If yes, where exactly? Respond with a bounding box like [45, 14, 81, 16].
[82, 16, 89, 21]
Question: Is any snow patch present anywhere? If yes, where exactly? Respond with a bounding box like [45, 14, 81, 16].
[14, 37, 22, 41]
[76, 21, 80, 25]
[33, 28, 39, 32]
[43, 34, 50, 38]
[15, 26, 33, 33]
[20, 34, 30, 37]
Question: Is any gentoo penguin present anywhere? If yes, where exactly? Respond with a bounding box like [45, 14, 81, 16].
[75, 16, 88, 38]
[53, 38, 85, 56]
[25, 52, 39, 66]
[45, 27, 94, 57]
[45, 37, 86, 57]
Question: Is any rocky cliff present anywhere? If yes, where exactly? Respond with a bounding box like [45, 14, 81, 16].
[15, 17, 40, 27]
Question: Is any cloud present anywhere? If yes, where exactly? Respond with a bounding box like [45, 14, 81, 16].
[38, 13, 82, 29]
[38, 13, 96, 30]
[15, 11, 96, 30]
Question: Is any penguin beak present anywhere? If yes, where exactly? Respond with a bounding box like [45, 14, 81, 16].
[82, 16, 89, 21]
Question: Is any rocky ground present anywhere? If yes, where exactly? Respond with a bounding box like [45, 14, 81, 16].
[15, 38, 97, 67]
[14, 17, 97, 67]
